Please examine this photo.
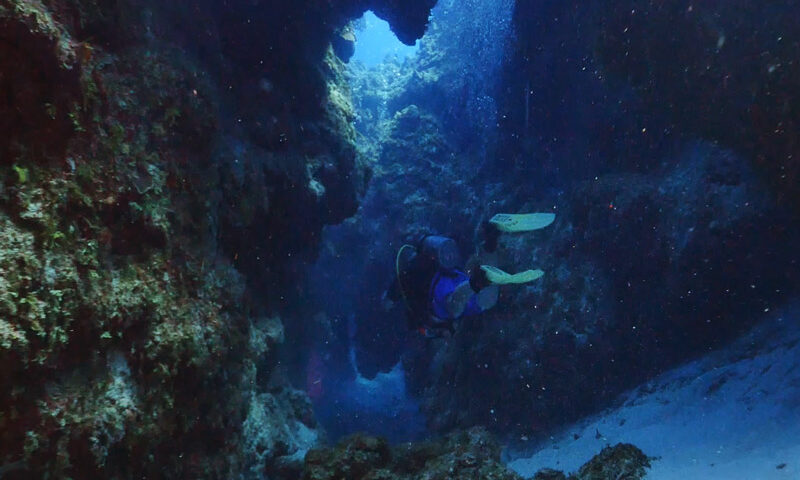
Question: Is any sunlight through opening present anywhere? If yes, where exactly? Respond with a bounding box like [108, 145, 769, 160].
[351, 11, 419, 67]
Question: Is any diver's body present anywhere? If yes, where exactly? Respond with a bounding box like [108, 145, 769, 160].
[387, 235, 498, 336]
[387, 212, 555, 337]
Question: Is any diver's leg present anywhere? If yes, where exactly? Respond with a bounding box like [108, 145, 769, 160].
[469, 264, 491, 292]
[481, 220, 501, 253]
[445, 281, 474, 318]
[475, 285, 499, 311]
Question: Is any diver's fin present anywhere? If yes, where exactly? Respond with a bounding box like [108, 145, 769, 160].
[480, 265, 544, 285]
[489, 213, 555, 233]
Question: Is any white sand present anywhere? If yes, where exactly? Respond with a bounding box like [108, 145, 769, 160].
[506, 305, 800, 479]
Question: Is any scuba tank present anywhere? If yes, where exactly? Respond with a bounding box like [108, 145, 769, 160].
[394, 235, 461, 334]
[421, 235, 460, 271]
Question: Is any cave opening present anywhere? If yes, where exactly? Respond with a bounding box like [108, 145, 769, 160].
[308, 0, 519, 443]
[351, 10, 420, 67]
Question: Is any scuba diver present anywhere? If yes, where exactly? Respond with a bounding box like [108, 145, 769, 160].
[385, 212, 555, 337]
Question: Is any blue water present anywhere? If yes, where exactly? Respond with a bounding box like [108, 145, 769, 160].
[351, 11, 419, 67]
[312, 316, 426, 443]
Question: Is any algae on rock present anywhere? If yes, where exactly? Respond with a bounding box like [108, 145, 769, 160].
[1, 0, 442, 476]
[0, 1, 322, 477]
[302, 427, 523, 480]
[531, 443, 652, 480]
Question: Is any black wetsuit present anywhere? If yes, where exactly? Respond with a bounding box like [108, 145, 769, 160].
[387, 244, 439, 331]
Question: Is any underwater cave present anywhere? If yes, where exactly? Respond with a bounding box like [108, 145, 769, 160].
[1, 0, 800, 479]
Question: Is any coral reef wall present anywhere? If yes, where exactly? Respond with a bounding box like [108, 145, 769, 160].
[0, 0, 436, 477]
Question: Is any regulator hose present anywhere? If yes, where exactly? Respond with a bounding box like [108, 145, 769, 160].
[395, 244, 415, 313]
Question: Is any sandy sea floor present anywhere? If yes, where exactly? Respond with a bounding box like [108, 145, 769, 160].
[506, 302, 800, 480]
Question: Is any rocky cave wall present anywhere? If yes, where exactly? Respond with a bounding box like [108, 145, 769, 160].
[0, 0, 437, 478]
[595, 0, 800, 212]
[408, 0, 800, 438]
[313, 0, 800, 443]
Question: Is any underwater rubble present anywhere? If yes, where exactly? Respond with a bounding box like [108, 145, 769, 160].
[302, 427, 522, 480]
[300, 427, 651, 480]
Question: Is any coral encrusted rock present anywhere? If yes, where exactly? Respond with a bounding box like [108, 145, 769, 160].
[570, 443, 651, 480]
[531, 443, 651, 480]
[302, 427, 523, 480]
[371, 0, 438, 45]
[0, 0, 82, 161]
